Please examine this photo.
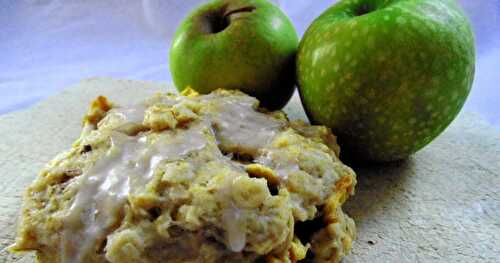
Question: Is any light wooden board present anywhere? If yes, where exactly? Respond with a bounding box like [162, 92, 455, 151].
[0, 78, 498, 262]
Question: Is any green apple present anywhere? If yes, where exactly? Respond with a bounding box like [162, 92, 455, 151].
[297, 0, 475, 162]
[170, 0, 298, 110]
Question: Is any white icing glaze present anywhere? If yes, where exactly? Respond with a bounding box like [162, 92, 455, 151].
[205, 95, 285, 154]
[255, 151, 299, 182]
[109, 104, 147, 124]
[222, 205, 246, 253]
[61, 92, 287, 261]
[215, 174, 248, 253]
[61, 124, 208, 263]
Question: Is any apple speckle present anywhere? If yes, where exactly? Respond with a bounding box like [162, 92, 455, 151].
[410, 19, 419, 28]
[447, 70, 456, 80]
[327, 44, 337, 54]
[367, 37, 376, 48]
[297, 0, 475, 161]
[425, 89, 436, 97]
[326, 85, 334, 93]
[344, 53, 352, 62]
[333, 63, 340, 72]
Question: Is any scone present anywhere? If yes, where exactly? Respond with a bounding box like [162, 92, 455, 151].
[11, 89, 357, 263]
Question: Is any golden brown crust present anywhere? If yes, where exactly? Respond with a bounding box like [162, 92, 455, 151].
[83, 96, 113, 126]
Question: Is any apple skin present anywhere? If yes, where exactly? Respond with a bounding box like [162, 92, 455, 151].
[170, 0, 298, 110]
[297, 0, 475, 162]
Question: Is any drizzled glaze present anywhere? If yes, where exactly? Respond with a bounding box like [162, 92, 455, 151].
[60, 92, 287, 262]
[13, 90, 356, 263]
[62, 124, 208, 262]
[204, 94, 285, 154]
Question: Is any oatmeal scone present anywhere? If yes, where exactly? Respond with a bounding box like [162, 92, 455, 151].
[11, 89, 356, 263]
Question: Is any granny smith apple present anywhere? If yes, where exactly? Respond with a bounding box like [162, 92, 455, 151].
[170, 0, 298, 110]
[297, 0, 475, 162]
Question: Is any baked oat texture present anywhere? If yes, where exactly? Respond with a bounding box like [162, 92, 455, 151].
[11, 89, 356, 263]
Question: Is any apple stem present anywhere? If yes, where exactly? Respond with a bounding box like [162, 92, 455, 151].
[223, 6, 256, 19]
[209, 5, 256, 34]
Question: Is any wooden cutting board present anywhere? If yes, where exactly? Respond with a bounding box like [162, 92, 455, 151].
[1, 78, 498, 262]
